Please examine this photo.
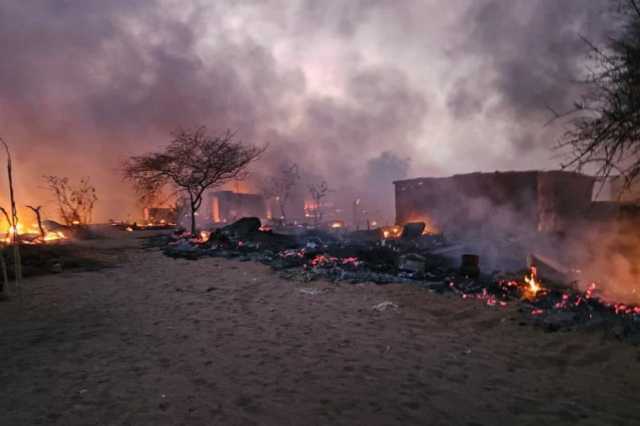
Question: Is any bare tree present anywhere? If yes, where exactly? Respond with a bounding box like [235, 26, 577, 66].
[261, 161, 300, 222]
[123, 127, 265, 235]
[43, 176, 98, 226]
[308, 180, 329, 225]
[555, 0, 640, 191]
[0, 139, 21, 298]
[26, 205, 45, 239]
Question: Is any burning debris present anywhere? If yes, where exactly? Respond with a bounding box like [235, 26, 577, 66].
[1, 221, 68, 245]
[144, 215, 640, 343]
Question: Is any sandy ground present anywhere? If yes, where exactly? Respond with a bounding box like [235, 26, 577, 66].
[2, 232, 640, 426]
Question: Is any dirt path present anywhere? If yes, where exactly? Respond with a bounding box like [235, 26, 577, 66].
[1, 234, 640, 425]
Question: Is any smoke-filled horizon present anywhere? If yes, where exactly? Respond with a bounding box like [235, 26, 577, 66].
[0, 0, 615, 222]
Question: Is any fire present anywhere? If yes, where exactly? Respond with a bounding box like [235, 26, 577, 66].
[43, 231, 66, 241]
[304, 200, 319, 218]
[2, 222, 67, 244]
[330, 221, 344, 229]
[523, 266, 543, 300]
[381, 225, 402, 239]
[199, 230, 211, 242]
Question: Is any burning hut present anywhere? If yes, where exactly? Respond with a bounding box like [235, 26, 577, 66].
[143, 207, 176, 225]
[204, 190, 267, 224]
[394, 171, 595, 237]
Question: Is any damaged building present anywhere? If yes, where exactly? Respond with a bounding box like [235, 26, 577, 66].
[143, 207, 177, 224]
[394, 171, 597, 237]
[204, 190, 267, 224]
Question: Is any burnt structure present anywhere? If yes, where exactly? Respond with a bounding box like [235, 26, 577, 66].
[204, 191, 267, 223]
[394, 171, 595, 236]
[143, 207, 177, 224]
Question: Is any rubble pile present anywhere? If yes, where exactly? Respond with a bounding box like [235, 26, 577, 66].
[143, 217, 640, 343]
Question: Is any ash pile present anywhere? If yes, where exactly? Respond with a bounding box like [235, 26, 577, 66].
[144, 217, 640, 343]
[145, 218, 455, 285]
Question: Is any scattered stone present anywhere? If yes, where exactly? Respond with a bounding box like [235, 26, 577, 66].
[299, 288, 323, 296]
[372, 301, 399, 312]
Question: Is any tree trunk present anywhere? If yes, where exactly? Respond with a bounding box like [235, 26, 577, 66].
[188, 192, 197, 236]
[190, 203, 197, 236]
[27, 205, 45, 239]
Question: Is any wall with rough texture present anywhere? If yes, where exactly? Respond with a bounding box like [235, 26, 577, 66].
[394, 171, 595, 236]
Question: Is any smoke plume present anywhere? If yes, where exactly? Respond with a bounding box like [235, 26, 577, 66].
[0, 0, 615, 222]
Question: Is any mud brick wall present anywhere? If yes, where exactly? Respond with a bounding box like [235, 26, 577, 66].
[536, 171, 595, 233]
[207, 191, 267, 223]
[394, 171, 595, 236]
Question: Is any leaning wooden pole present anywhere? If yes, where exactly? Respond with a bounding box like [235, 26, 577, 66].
[1, 139, 22, 299]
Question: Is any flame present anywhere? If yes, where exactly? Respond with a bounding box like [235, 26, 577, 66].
[381, 225, 402, 239]
[1, 222, 67, 244]
[43, 231, 66, 242]
[330, 221, 343, 229]
[199, 230, 211, 242]
[523, 266, 543, 299]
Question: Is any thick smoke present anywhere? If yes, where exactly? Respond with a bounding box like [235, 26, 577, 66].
[0, 0, 616, 223]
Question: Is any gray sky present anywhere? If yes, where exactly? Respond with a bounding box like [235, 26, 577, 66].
[0, 0, 613, 221]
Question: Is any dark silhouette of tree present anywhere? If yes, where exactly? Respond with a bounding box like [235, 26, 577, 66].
[556, 1, 640, 191]
[26, 205, 45, 239]
[308, 180, 329, 225]
[261, 161, 300, 222]
[43, 176, 97, 226]
[123, 127, 264, 235]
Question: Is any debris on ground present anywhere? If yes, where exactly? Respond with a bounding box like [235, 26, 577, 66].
[298, 288, 324, 296]
[142, 217, 640, 344]
[372, 301, 399, 312]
